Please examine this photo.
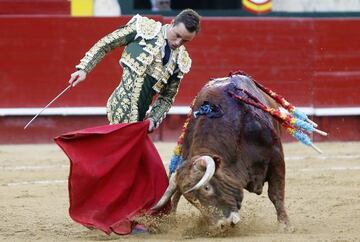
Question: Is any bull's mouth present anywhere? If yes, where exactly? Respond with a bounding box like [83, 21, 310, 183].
[215, 211, 241, 229]
[195, 205, 240, 229]
[185, 197, 241, 232]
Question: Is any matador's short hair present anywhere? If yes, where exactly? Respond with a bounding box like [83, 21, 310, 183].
[173, 9, 201, 33]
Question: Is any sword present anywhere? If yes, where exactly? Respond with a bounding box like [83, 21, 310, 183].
[24, 82, 75, 129]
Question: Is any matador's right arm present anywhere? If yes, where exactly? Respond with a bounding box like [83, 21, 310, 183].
[75, 18, 137, 73]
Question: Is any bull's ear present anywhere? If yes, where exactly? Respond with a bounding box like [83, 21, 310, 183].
[212, 155, 222, 170]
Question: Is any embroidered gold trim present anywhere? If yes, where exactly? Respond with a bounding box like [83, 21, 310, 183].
[136, 52, 154, 66]
[166, 60, 176, 75]
[155, 34, 165, 47]
[76, 23, 136, 72]
[126, 15, 138, 25]
[135, 15, 161, 40]
[146, 58, 174, 93]
[143, 43, 161, 56]
[106, 68, 140, 124]
[120, 52, 146, 76]
[139, 39, 147, 46]
[152, 81, 165, 93]
[177, 72, 185, 79]
[148, 78, 181, 125]
[177, 46, 192, 74]
[129, 76, 144, 122]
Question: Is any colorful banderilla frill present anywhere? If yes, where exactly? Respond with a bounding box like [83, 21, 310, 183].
[229, 70, 319, 128]
[170, 71, 328, 174]
[169, 100, 225, 174]
[169, 99, 195, 174]
[228, 80, 327, 153]
[252, 78, 318, 128]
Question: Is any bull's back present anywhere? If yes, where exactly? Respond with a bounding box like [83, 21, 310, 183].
[196, 75, 279, 138]
[183, 74, 282, 161]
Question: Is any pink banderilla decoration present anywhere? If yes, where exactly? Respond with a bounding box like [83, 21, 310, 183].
[227, 72, 327, 153]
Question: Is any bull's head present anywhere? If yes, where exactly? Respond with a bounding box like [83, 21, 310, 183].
[153, 155, 243, 230]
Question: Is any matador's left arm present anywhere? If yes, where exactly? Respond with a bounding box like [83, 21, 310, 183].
[148, 73, 182, 127]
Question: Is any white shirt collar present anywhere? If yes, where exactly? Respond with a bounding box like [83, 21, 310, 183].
[162, 24, 170, 40]
[161, 24, 171, 58]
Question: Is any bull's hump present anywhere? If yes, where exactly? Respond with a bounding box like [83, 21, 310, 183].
[207, 75, 253, 89]
[232, 75, 254, 88]
[207, 77, 230, 88]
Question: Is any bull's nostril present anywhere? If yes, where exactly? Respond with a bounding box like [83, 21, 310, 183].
[217, 221, 226, 230]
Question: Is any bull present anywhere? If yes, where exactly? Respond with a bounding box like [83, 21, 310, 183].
[153, 73, 292, 231]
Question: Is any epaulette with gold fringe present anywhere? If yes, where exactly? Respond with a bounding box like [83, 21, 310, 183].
[177, 46, 192, 74]
[130, 14, 162, 40]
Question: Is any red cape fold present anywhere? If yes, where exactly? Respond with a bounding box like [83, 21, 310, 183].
[54, 121, 170, 235]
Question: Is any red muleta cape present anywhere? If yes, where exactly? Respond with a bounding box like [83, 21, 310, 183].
[54, 121, 170, 235]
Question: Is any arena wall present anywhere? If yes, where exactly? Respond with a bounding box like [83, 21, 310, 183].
[1, 16, 359, 143]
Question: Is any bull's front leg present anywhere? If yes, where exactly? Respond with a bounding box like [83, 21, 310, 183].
[171, 189, 182, 213]
[267, 157, 294, 232]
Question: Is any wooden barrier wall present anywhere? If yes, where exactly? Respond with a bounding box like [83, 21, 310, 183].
[1, 16, 359, 143]
[0, 0, 70, 15]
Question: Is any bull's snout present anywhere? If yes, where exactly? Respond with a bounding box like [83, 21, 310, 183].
[215, 211, 241, 230]
[230, 212, 241, 224]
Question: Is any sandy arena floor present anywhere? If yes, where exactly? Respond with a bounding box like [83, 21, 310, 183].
[1, 141, 360, 242]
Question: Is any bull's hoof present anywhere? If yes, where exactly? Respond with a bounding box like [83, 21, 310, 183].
[278, 222, 295, 233]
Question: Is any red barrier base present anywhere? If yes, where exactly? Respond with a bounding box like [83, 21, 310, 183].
[0, 115, 359, 144]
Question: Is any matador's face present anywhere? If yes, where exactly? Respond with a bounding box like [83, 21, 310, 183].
[167, 22, 196, 50]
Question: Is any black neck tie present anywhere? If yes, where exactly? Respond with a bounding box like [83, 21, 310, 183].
[162, 40, 171, 65]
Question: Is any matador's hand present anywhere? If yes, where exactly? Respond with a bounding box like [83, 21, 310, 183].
[146, 118, 159, 133]
[68, 70, 87, 87]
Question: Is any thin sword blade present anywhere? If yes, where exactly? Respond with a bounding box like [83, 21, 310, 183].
[24, 84, 72, 129]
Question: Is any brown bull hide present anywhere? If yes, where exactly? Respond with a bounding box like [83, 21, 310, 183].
[160, 73, 291, 231]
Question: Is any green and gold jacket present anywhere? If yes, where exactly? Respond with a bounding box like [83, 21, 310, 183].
[76, 15, 192, 126]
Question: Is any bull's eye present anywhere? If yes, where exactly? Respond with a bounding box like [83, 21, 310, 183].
[203, 185, 213, 194]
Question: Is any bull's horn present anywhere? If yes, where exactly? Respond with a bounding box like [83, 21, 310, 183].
[151, 173, 177, 210]
[185, 156, 216, 193]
